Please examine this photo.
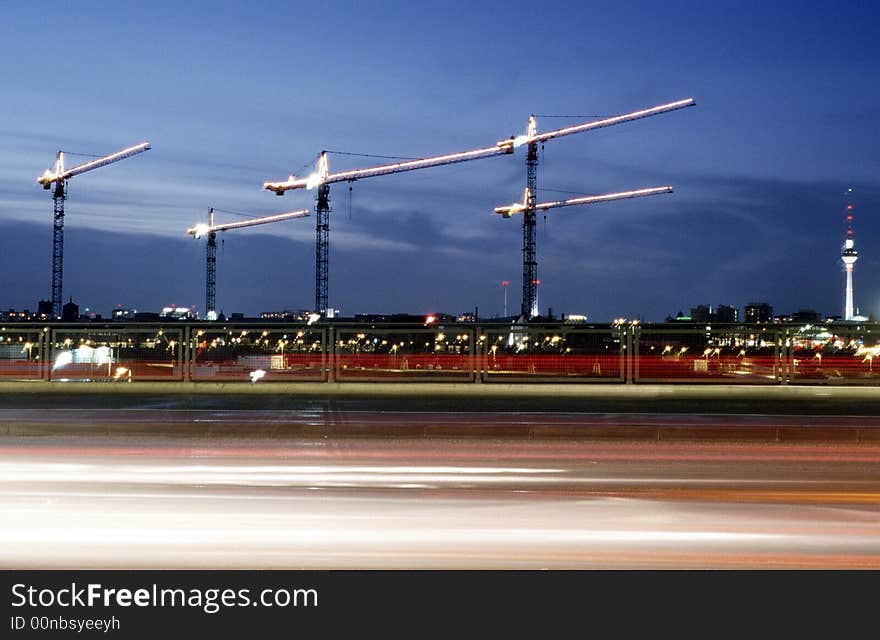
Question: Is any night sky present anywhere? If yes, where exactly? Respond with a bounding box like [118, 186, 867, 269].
[1, 1, 878, 321]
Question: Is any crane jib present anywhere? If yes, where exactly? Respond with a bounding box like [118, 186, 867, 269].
[37, 142, 151, 185]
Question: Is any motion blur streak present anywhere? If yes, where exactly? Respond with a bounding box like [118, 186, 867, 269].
[2, 410, 880, 568]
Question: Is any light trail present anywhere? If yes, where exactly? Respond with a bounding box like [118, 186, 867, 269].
[2, 408, 880, 568]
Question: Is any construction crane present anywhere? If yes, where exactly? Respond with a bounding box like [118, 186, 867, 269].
[498, 98, 695, 318]
[264, 142, 515, 316]
[187, 208, 310, 320]
[36, 142, 151, 317]
[495, 186, 673, 314]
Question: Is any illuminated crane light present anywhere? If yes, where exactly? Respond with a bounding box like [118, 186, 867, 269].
[495, 186, 673, 217]
[186, 209, 310, 237]
[264, 145, 512, 194]
[504, 98, 696, 147]
[190, 224, 211, 240]
[37, 142, 151, 187]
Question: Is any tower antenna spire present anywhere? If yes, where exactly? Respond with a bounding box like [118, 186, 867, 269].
[841, 187, 858, 321]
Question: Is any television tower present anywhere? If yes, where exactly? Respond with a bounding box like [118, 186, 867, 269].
[841, 187, 858, 320]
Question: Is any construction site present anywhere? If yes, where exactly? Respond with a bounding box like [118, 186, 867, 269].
[27, 99, 694, 325]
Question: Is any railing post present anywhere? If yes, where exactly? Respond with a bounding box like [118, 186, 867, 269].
[40, 325, 49, 380]
[182, 324, 191, 382]
[774, 328, 789, 385]
[629, 325, 640, 384]
[472, 326, 480, 384]
[326, 324, 335, 383]
[47, 327, 58, 382]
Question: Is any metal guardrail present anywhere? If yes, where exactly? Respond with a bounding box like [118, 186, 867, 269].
[2, 321, 880, 385]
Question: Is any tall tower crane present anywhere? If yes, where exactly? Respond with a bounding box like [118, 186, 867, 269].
[187, 208, 310, 319]
[36, 142, 151, 317]
[496, 186, 673, 314]
[264, 142, 515, 316]
[497, 98, 695, 318]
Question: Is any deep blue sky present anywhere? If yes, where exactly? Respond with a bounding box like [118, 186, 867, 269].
[1, 1, 878, 320]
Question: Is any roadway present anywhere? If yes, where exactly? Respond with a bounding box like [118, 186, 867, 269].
[1, 408, 879, 568]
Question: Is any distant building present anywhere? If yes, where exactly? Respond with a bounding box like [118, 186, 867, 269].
[665, 310, 692, 322]
[0, 309, 37, 321]
[790, 309, 821, 323]
[690, 305, 712, 323]
[715, 305, 739, 323]
[112, 308, 138, 320]
[160, 306, 196, 320]
[62, 299, 79, 322]
[354, 313, 456, 324]
[37, 300, 53, 317]
[744, 302, 773, 324]
[685, 304, 738, 323]
[260, 309, 313, 321]
[81, 308, 102, 320]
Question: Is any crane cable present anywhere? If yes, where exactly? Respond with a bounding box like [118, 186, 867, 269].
[58, 150, 104, 158]
[533, 114, 613, 119]
[326, 150, 419, 161]
[211, 208, 261, 220]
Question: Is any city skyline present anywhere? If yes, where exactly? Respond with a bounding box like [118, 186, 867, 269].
[1, 1, 878, 320]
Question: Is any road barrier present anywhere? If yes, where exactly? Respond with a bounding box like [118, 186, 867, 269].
[2, 320, 880, 386]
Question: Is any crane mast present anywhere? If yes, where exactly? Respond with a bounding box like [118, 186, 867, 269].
[524, 129, 539, 318]
[187, 208, 310, 319]
[51, 177, 66, 319]
[37, 142, 150, 317]
[315, 183, 330, 315]
[206, 209, 217, 318]
[498, 99, 694, 318]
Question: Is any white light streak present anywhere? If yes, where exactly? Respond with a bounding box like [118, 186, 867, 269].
[36, 142, 150, 185]
[495, 186, 673, 216]
[191, 223, 210, 239]
[264, 145, 510, 193]
[187, 210, 310, 237]
[518, 98, 695, 146]
[52, 351, 72, 370]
